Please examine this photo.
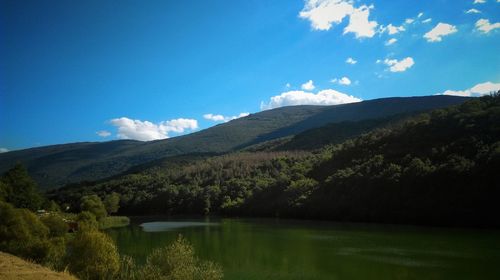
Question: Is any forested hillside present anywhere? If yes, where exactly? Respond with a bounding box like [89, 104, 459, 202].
[0, 96, 468, 189]
[50, 93, 500, 227]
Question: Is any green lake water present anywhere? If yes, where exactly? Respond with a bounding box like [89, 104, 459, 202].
[106, 217, 500, 279]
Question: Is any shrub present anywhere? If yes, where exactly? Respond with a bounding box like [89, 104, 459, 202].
[66, 229, 120, 280]
[140, 235, 223, 280]
[76, 211, 98, 231]
[117, 255, 138, 280]
[0, 201, 51, 262]
[44, 236, 68, 271]
[41, 214, 68, 237]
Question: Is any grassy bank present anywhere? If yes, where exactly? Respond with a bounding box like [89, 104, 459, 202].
[99, 216, 130, 229]
[0, 251, 77, 280]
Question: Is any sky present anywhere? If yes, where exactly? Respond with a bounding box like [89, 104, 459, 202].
[1, 0, 499, 151]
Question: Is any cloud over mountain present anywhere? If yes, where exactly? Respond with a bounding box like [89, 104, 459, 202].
[110, 117, 198, 141]
[203, 113, 250, 122]
[438, 81, 500, 97]
[261, 89, 361, 110]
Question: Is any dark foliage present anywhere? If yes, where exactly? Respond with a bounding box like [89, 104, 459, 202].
[0, 163, 43, 210]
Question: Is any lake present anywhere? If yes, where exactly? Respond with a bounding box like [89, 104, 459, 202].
[106, 217, 500, 279]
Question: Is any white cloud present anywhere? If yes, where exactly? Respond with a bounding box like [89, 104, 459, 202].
[286, 83, 291, 88]
[346, 57, 357, 64]
[475, 18, 500, 33]
[109, 117, 198, 141]
[234, 112, 250, 119]
[162, 119, 198, 133]
[203, 114, 225, 122]
[418, 12, 424, 18]
[383, 57, 415, 72]
[203, 112, 250, 123]
[422, 18, 432, 23]
[423, 23, 457, 42]
[470, 82, 500, 94]
[473, 0, 486, 3]
[385, 24, 406, 35]
[343, 5, 378, 38]
[299, 0, 355, 31]
[96, 130, 111, 137]
[261, 89, 362, 110]
[0, 148, 9, 153]
[405, 18, 415, 24]
[331, 76, 352, 85]
[440, 90, 471, 97]
[438, 81, 500, 97]
[385, 38, 397, 45]
[301, 80, 316, 91]
[466, 8, 481, 14]
[299, 0, 378, 38]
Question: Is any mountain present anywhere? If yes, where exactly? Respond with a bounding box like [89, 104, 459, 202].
[50, 93, 500, 227]
[0, 95, 468, 189]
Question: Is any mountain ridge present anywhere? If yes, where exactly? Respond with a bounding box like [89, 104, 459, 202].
[0, 95, 469, 189]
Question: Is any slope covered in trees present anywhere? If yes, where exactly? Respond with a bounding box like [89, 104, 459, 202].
[0, 96, 468, 189]
[50, 93, 500, 227]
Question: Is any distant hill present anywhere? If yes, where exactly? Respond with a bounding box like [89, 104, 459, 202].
[0, 95, 468, 189]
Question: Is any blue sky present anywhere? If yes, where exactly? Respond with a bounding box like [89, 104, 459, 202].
[1, 0, 499, 151]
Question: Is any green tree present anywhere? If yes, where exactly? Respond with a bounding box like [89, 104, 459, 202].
[103, 192, 120, 214]
[1, 163, 43, 210]
[80, 195, 107, 220]
[67, 229, 120, 280]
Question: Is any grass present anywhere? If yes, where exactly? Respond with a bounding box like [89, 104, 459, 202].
[99, 216, 130, 229]
[0, 251, 77, 280]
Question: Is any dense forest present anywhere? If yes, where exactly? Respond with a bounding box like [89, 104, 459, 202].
[49, 93, 500, 227]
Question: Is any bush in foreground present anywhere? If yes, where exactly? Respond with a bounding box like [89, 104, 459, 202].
[0, 201, 50, 262]
[118, 235, 223, 280]
[66, 229, 120, 280]
[140, 235, 223, 280]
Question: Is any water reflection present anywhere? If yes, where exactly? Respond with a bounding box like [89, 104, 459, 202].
[140, 221, 219, 232]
